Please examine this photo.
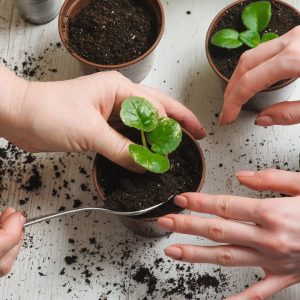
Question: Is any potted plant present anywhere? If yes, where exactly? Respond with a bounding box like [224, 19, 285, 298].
[58, 0, 165, 83]
[206, 0, 300, 112]
[93, 97, 206, 237]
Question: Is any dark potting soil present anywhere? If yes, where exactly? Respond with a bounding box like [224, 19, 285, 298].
[68, 0, 159, 65]
[95, 131, 203, 218]
[208, 0, 300, 80]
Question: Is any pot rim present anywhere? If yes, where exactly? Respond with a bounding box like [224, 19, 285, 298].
[92, 128, 206, 222]
[205, 0, 299, 92]
[58, 0, 165, 70]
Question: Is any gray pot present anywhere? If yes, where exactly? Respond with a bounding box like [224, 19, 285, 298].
[15, 0, 61, 25]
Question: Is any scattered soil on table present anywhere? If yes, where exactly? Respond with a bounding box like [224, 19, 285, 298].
[68, 0, 159, 65]
[208, 0, 300, 80]
[95, 131, 203, 218]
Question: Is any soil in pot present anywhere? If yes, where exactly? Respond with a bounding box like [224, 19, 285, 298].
[208, 0, 300, 81]
[95, 131, 203, 218]
[68, 0, 159, 65]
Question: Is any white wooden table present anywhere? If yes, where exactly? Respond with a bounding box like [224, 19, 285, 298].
[1, 0, 300, 299]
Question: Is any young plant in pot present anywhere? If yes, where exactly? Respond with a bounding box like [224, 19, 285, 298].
[93, 97, 205, 237]
[59, 0, 164, 83]
[206, 0, 300, 112]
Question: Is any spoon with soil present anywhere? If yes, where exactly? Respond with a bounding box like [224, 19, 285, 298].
[24, 195, 174, 227]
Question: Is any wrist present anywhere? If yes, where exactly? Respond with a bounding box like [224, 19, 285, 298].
[0, 65, 29, 140]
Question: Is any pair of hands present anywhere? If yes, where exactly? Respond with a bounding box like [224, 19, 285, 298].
[2, 26, 300, 299]
[158, 26, 300, 299]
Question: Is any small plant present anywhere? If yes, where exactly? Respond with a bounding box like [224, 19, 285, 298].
[211, 1, 279, 49]
[120, 97, 182, 174]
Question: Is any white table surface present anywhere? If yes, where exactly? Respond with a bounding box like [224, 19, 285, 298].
[1, 0, 300, 299]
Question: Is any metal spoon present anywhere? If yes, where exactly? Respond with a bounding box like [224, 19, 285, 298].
[24, 195, 175, 227]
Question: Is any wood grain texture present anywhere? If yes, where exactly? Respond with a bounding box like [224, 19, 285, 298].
[0, 0, 300, 299]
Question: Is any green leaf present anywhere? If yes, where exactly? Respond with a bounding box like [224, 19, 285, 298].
[239, 30, 261, 48]
[129, 144, 170, 173]
[120, 97, 158, 132]
[242, 1, 272, 32]
[261, 32, 279, 43]
[147, 118, 182, 155]
[211, 29, 243, 49]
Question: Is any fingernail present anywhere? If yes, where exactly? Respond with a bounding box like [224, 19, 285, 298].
[19, 213, 26, 226]
[165, 247, 183, 259]
[235, 170, 256, 177]
[255, 116, 274, 126]
[174, 195, 188, 208]
[157, 217, 174, 230]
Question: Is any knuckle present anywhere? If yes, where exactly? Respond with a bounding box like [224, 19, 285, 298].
[265, 235, 290, 255]
[208, 222, 224, 242]
[216, 196, 230, 218]
[251, 294, 265, 300]
[280, 109, 297, 124]
[218, 248, 234, 266]
[239, 50, 252, 72]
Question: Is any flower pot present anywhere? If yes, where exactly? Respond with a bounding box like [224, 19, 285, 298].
[92, 129, 206, 238]
[15, 0, 61, 25]
[58, 0, 165, 83]
[205, 0, 300, 112]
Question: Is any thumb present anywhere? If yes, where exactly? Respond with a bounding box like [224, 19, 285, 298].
[226, 274, 296, 300]
[0, 211, 25, 258]
[255, 101, 300, 126]
[93, 122, 145, 173]
[236, 169, 300, 196]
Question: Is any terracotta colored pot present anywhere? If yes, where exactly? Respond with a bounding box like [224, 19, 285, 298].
[58, 0, 165, 83]
[205, 0, 299, 112]
[92, 129, 206, 238]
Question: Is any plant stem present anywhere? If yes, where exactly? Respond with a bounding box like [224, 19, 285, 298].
[141, 130, 148, 148]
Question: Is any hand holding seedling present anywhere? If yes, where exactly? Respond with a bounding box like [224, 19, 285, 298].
[221, 26, 300, 125]
[0, 67, 205, 172]
[211, 1, 278, 49]
[158, 169, 300, 299]
[120, 97, 182, 173]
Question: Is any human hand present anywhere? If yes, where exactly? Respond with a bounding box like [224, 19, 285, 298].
[0, 208, 25, 277]
[3, 68, 205, 171]
[220, 26, 300, 125]
[158, 169, 300, 299]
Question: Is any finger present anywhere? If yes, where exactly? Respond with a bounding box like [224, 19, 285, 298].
[140, 85, 206, 139]
[255, 101, 300, 126]
[93, 121, 145, 173]
[173, 193, 261, 223]
[158, 214, 258, 247]
[0, 240, 22, 277]
[224, 36, 286, 100]
[236, 169, 300, 196]
[227, 274, 296, 300]
[164, 244, 264, 267]
[0, 211, 26, 258]
[221, 52, 298, 125]
[0, 208, 16, 223]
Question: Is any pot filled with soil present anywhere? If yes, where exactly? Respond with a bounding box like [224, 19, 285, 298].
[206, 0, 300, 112]
[58, 0, 164, 83]
[93, 97, 206, 237]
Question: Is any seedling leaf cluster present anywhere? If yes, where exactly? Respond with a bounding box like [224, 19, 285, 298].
[211, 1, 279, 49]
[120, 97, 182, 174]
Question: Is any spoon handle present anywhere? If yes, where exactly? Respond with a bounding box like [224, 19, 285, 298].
[24, 207, 107, 227]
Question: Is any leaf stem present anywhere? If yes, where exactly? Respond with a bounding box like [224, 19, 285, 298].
[141, 130, 148, 148]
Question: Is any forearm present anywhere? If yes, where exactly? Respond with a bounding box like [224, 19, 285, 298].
[0, 64, 28, 139]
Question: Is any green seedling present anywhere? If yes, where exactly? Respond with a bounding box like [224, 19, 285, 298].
[120, 97, 182, 174]
[211, 1, 279, 49]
